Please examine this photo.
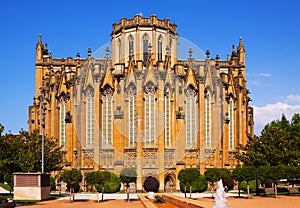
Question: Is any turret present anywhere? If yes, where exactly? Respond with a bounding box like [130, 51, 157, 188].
[237, 37, 245, 65]
[35, 34, 43, 62]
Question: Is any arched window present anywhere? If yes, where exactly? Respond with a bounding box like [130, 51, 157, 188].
[158, 35, 163, 61]
[169, 38, 173, 57]
[60, 97, 66, 149]
[143, 34, 149, 65]
[164, 88, 171, 147]
[102, 92, 113, 147]
[128, 88, 137, 147]
[144, 85, 156, 146]
[86, 89, 94, 147]
[118, 38, 121, 63]
[205, 91, 211, 148]
[228, 97, 234, 150]
[128, 35, 134, 56]
[186, 88, 196, 148]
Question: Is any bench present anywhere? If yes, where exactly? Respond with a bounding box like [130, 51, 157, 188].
[263, 188, 275, 195]
[288, 187, 300, 195]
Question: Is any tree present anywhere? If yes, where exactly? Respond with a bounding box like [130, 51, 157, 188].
[185, 169, 200, 198]
[204, 168, 220, 197]
[86, 171, 111, 201]
[62, 170, 82, 201]
[236, 114, 300, 195]
[17, 130, 64, 172]
[232, 166, 244, 197]
[237, 114, 300, 167]
[120, 168, 137, 202]
[0, 129, 63, 178]
[179, 173, 207, 193]
[3, 173, 13, 194]
[178, 169, 188, 198]
[242, 166, 256, 197]
[143, 176, 159, 192]
[96, 172, 121, 193]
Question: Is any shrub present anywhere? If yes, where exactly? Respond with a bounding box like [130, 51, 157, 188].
[222, 177, 234, 191]
[143, 176, 159, 192]
[261, 179, 273, 188]
[180, 174, 208, 193]
[50, 176, 56, 191]
[95, 172, 121, 193]
[240, 180, 257, 193]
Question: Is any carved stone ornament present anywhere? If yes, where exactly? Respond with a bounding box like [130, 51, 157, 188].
[185, 87, 197, 96]
[144, 82, 156, 94]
[102, 85, 113, 95]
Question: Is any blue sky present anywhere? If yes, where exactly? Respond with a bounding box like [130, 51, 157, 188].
[0, 0, 299, 135]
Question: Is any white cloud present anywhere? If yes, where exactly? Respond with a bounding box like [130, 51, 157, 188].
[259, 73, 272, 77]
[253, 95, 300, 135]
[285, 94, 300, 104]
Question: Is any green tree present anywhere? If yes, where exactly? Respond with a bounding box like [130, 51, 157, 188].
[185, 169, 200, 198]
[62, 170, 82, 201]
[242, 166, 256, 197]
[232, 166, 244, 197]
[86, 171, 111, 201]
[179, 173, 207, 194]
[204, 168, 221, 197]
[178, 169, 188, 198]
[18, 130, 63, 173]
[98, 172, 121, 193]
[120, 168, 137, 202]
[3, 173, 13, 194]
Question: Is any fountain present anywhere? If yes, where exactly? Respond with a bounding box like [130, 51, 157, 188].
[213, 180, 227, 208]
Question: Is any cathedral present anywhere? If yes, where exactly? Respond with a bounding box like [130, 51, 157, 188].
[28, 14, 254, 192]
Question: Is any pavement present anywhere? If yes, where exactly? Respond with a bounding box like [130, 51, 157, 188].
[0, 186, 9, 194]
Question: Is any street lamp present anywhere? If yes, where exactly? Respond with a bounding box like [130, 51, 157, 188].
[39, 88, 46, 173]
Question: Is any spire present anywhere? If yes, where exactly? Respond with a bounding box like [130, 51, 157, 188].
[125, 54, 136, 90]
[237, 37, 245, 52]
[185, 65, 197, 91]
[237, 37, 246, 73]
[36, 34, 44, 62]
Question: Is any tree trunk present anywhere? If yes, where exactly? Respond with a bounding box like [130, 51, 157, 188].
[127, 184, 130, 202]
[247, 182, 250, 198]
[275, 183, 277, 198]
[189, 184, 192, 198]
[102, 183, 104, 201]
[72, 187, 75, 201]
[184, 185, 186, 198]
[238, 182, 241, 197]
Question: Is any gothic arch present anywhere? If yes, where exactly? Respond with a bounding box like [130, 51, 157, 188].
[164, 171, 176, 192]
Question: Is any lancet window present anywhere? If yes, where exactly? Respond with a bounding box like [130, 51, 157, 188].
[59, 97, 66, 149]
[205, 91, 211, 148]
[186, 88, 196, 148]
[144, 84, 156, 146]
[228, 97, 235, 150]
[86, 89, 94, 147]
[102, 89, 113, 147]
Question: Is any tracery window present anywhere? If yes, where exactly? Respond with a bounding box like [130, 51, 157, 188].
[164, 89, 171, 147]
[86, 90, 94, 147]
[186, 88, 196, 148]
[128, 89, 137, 147]
[59, 98, 66, 149]
[158, 35, 163, 61]
[118, 38, 121, 63]
[205, 91, 211, 148]
[102, 91, 113, 147]
[144, 85, 156, 146]
[228, 97, 235, 150]
[128, 35, 134, 56]
[143, 34, 149, 65]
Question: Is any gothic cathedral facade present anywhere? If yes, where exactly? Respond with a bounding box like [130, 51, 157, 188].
[28, 15, 254, 191]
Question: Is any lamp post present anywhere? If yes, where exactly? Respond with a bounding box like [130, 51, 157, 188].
[39, 88, 46, 173]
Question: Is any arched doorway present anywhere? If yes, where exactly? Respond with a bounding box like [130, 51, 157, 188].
[164, 172, 176, 192]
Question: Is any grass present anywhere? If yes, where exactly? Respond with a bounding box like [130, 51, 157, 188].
[0, 183, 10, 191]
